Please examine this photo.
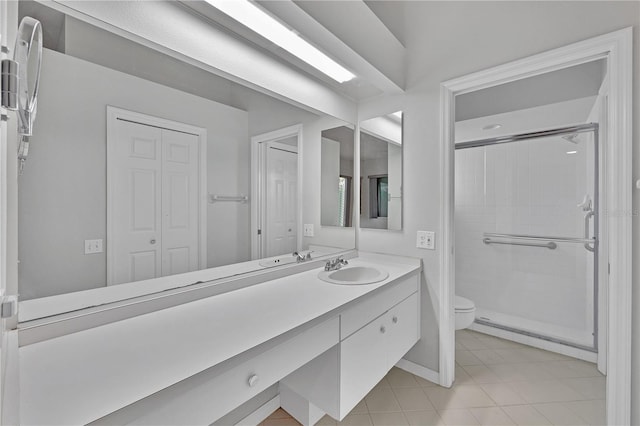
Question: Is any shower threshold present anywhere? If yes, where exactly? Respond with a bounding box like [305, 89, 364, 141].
[473, 308, 596, 353]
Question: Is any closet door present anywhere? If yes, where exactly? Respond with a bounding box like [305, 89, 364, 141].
[110, 119, 163, 285]
[109, 119, 201, 285]
[161, 129, 200, 276]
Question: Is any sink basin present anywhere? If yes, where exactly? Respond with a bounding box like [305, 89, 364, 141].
[318, 266, 389, 285]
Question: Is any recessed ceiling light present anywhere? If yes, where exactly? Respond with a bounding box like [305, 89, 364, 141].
[482, 124, 502, 131]
[205, 0, 356, 83]
[567, 151, 578, 154]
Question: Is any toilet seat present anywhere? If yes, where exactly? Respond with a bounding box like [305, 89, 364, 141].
[455, 295, 475, 312]
[455, 295, 476, 330]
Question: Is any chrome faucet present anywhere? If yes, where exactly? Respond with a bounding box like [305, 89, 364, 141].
[325, 256, 348, 271]
[293, 251, 313, 263]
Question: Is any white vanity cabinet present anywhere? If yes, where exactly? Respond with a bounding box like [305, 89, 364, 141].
[281, 273, 420, 424]
[20, 257, 421, 425]
[340, 293, 419, 416]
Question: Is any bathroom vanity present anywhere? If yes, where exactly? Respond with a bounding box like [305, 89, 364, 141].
[19, 252, 421, 425]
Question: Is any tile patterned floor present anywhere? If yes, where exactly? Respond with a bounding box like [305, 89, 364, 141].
[261, 330, 605, 425]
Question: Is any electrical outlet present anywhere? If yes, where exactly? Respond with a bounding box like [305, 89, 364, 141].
[85, 239, 103, 254]
[303, 224, 314, 237]
[416, 231, 435, 250]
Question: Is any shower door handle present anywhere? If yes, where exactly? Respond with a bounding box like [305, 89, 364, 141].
[583, 211, 595, 252]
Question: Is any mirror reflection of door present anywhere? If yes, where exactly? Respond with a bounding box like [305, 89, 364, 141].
[108, 112, 205, 285]
[264, 140, 298, 257]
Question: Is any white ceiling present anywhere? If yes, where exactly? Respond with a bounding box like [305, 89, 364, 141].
[175, 0, 406, 101]
[455, 95, 598, 143]
[24, 0, 406, 121]
[322, 126, 355, 160]
[456, 59, 606, 122]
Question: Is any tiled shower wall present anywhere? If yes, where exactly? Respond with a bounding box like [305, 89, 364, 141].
[454, 134, 595, 346]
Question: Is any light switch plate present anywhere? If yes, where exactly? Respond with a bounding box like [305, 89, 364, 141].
[85, 239, 103, 254]
[303, 224, 314, 237]
[416, 231, 435, 250]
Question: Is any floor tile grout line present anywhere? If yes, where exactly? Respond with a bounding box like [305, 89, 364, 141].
[264, 330, 605, 425]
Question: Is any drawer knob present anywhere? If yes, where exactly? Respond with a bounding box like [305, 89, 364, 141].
[392, 316, 398, 324]
[380, 325, 386, 334]
[248, 374, 259, 387]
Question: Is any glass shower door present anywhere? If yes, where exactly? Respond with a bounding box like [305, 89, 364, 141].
[455, 127, 598, 349]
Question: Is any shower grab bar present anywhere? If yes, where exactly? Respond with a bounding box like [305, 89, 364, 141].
[483, 232, 596, 245]
[208, 194, 248, 203]
[483, 237, 557, 250]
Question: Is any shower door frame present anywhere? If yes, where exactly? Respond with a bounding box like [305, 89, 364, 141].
[454, 122, 600, 352]
[439, 28, 633, 426]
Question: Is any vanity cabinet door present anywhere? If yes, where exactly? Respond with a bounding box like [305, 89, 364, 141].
[339, 313, 388, 418]
[386, 293, 419, 369]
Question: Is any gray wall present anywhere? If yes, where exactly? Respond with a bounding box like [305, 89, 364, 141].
[359, 4, 640, 408]
[321, 138, 341, 227]
[19, 49, 249, 299]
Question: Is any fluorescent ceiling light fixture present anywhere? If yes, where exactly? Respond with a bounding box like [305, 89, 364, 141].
[482, 123, 502, 130]
[205, 0, 356, 83]
[566, 150, 578, 154]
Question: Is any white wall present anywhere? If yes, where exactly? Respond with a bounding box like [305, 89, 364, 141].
[358, 2, 640, 389]
[18, 49, 249, 299]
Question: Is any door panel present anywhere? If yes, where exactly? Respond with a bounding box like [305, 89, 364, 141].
[130, 251, 158, 282]
[340, 313, 387, 418]
[109, 120, 200, 285]
[265, 144, 297, 257]
[111, 120, 162, 285]
[166, 247, 190, 276]
[386, 293, 419, 369]
[161, 129, 200, 275]
[130, 169, 158, 231]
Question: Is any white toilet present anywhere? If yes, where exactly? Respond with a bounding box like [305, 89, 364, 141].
[455, 296, 476, 330]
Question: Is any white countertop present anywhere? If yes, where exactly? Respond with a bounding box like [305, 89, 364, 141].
[19, 246, 343, 322]
[19, 252, 421, 425]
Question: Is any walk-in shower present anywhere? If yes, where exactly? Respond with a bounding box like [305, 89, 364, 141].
[455, 123, 599, 351]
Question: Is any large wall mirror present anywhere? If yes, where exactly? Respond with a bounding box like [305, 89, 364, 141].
[359, 112, 403, 230]
[320, 126, 355, 228]
[17, 2, 355, 305]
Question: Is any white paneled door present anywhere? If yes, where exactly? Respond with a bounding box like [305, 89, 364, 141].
[161, 128, 200, 276]
[265, 143, 297, 257]
[109, 117, 201, 285]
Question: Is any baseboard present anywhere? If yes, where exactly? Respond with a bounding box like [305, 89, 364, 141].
[395, 359, 440, 385]
[235, 395, 281, 426]
[469, 323, 598, 363]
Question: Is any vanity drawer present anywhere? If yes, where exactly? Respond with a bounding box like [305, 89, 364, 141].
[340, 272, 419, 339]
[209, 316, 339, 422]
[128, 316, 340, 425]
